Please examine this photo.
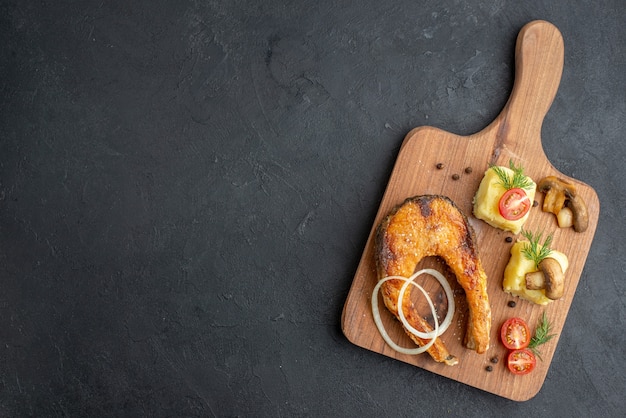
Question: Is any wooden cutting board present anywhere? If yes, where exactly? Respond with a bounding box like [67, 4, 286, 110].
[341, 20, 599, 401]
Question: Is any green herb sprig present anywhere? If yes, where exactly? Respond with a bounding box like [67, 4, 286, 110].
[528, 312, 556, 360]
[521, 229, 554, 268]
[491, 160, 534, 191]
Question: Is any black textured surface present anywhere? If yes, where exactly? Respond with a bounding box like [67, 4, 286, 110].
[1, 1, 625, 416]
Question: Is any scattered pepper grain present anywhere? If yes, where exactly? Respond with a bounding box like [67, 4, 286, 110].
[533, 200, 539, 207]
[436, 163, 444, 169]
[490, 356, 499, 364]
[452, 174, 460, 180]
[505, 236, 513, 243]
[508, 300, 517, 308]
[464, 166, 473, 174]
[486, 365, 493, 372]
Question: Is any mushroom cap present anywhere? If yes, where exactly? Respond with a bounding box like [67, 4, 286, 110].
[539, 257, 565, 300]
[565, 195, 590, 233]
[537, 176, 577, 195]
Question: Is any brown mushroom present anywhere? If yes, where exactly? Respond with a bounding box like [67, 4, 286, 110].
[537, 176, 589, 233]
[565, 189, 589, 233]
[524, 257, 565, 300]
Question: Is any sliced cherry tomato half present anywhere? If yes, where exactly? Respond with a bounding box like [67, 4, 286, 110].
[507, 349, 537, 375]
[500, 317, 531, 350]
[498, 188, 531, 221]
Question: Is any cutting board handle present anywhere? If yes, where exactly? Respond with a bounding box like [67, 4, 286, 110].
[491, 20, 564, 159]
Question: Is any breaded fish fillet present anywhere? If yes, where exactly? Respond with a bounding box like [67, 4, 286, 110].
[375, 195, 491, 365]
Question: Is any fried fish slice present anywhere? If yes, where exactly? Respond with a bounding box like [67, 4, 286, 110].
[375, 195, 491, 365]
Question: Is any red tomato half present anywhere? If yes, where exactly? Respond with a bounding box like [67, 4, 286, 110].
[498, 188, 531, 221]
[507, 349, 537, 375]
[500, 317, 531, 350]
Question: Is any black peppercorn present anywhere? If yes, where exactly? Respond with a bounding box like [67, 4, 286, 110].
[436, 163, 444, 169]
[464, 167, 473, 174]
[508, 300, 516, 308]
[533, 200, 539, 207]
[452, 174, 460, 180]
[505, 236, 513, 243]
[486, 365, 493, 372]
[490, 356, 499, 364]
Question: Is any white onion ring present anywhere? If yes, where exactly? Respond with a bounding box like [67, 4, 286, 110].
[399, 269, 456, 337]
[372, 276, 438, 354]
[371, 268, 455, 355]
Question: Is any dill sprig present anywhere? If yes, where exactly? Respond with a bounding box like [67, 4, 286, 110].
[490, 160, 534, 191]
[521, 229, 553, 268]
[528, 312, 556, 361]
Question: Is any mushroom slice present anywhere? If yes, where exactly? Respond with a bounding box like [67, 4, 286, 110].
[537, 176, 589, 233]
[556, 206, 574, 228]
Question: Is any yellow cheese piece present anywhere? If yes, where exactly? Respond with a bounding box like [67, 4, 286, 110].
[472, 166, 536, 234]
[503, 241, 569, 305]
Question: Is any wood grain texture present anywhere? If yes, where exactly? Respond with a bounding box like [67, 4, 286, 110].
[341, 20, 599, 401]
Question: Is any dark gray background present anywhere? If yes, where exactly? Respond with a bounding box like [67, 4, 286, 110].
[1, 0, 624, 416]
